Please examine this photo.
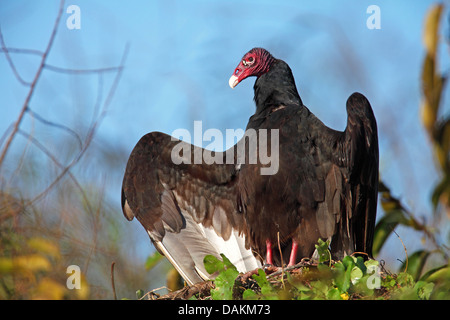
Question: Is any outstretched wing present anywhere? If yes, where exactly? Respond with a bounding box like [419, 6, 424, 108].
[121, 131, 260, 285]
[341, 92, 379, 257]
[319, 92, 379, 259]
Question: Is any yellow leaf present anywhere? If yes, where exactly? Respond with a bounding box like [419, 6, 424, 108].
[75, 274, 90, 299]
[0, 257, 14, 274]
[421, 100, 435, 134]
[434, 144, 446, 170]
[32, 277, 66, 300]
[340, 292, 349, 300]
[14, 254, 51, 272]
[27, 237, 60, 259]
[423, 4, 443, 56]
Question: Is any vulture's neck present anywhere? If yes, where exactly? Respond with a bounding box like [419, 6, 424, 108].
[253, 60, 303, 115]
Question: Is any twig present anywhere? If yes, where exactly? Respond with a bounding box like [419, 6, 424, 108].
[0, 0, 65, 168]
[140, 286, 170, 300]
[0, 47, 44, 56]
[276, 232, 285, 289]
[27, 108, 83, 150]
[156, 281, 215, 300]
[0, 27, 32, 86]
[267, 258, 315, 278]
[43, 64, 123, 74]
[16, 130, 88, 205]
[0, 47, 122, 75]
[111, 262, 117, 300]
[28, 43, 128, 205]
[392, 229, 408, 273]
[351, 252, 370, 258]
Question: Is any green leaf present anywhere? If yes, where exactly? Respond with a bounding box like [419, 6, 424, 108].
[414, 281, 435, 300]
[145, 251, 164, 271]
[204, 254, 240, 300]
[355, 256, 367, 273]
[372, 210, 406, 256]
[342, 255, 356, 269]
[396, 272, 415, 288]
[400, 250, 431, 280]
[135, 289, 144, 299]
[431, 173, 450, 210]
[420, 265, 450, 282]
[203, 254, 241, 300]
[220, 254, 238, 272]
[252, 269, 278, 299]
[351, 266, 364, 285]
[242, 289, 258, 300]
[364, 259, 379, 269]
[203, 254, 224, 274]
[310, 280, 330, 299]
[327, 287, 342, 300]
[210, 267, 239, 300]
[286, 272, 310, 292]
[204, 254, 238, 275]
[315, 239, 331, 264]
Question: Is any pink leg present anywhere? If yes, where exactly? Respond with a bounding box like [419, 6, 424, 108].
[288, 240, 299, 266]
[265, 239, 273, 265]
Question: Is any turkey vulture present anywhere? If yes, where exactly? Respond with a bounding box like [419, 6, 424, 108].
[121, 47, 379, 285]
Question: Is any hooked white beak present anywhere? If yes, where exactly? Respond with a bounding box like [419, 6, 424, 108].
[229, 75, 239, 89]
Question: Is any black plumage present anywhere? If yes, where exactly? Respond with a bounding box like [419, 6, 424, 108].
[121, 47, 379, 284]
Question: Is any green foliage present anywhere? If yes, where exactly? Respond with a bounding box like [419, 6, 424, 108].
[203, 254, 240, 300]
[145, 251, 164, 270]
[421, 3, 450, 212]
[315, 239, 332, 265]
[199, 251, 449, 300]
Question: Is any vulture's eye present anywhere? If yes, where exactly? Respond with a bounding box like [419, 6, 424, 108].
[248, 57, 254, 62]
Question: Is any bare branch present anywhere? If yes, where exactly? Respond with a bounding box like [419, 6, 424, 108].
[0, 47, 44, 57]
[28, 43, 129, 205]
[0, 0, 65, 168]
[0, 47, 122, 75]
[43, 64, 123, 74]
[26, 108, 83, 150]
[0, 27, 32, 86]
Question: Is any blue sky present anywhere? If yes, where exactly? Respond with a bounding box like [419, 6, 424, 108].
[1, 0, 449, 271]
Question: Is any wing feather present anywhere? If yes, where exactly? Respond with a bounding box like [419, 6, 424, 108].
[121, 131, 260, 284]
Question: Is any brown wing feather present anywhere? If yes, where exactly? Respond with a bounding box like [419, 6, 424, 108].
[344, 92, 379, 257]
[121, 131, 262, 284]
[327, 92, 379, 259]
[121, 131, 245, 241]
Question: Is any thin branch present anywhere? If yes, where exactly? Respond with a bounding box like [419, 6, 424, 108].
[0, 0, 65, 168]
[0, 27, 32, 86]
[26, 108, 83, 150]
[28, 43, 129, 205]
[276, 232, 285, 289]
[16, 129, 90, 205]
[392, 229, 409, 274]
[43, 64, 123, 74]
[155, 281, 215, 300]
[111, 262, 117, 300]
[0, 46, 123, 75]
[0, 47, 44, 57]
